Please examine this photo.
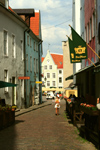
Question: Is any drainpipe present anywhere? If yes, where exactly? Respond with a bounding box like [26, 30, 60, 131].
[38, 41, 42, 104]
[24, 28, 30, 108]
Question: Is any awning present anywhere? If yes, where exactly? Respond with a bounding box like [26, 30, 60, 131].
[65, 74, 73, 81]
[0, 81, 17, 88]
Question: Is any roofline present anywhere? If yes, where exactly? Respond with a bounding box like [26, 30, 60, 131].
[13, 9, 35, 16]
[50, 53, 63, 55]
[0, 3, 29, 28]
[0, 4, 42, 42]
[29, 28, 42, 42]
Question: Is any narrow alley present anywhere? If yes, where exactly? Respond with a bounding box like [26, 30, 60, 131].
[0, 98, 97, 150]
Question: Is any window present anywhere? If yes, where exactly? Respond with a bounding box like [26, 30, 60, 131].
[26, 54, 28, 72]
[36, 43, 38, 51]
[52, 81, 55, 86]
[92, 13, 95, 37]
[36, 59, 38, 73]
[47, 81, 50, 86]
[59, 77, 62, 83]
[44, 65, 47, 69]
[34, 58, 36, 73]
[52, 73, 55, 78]
[21, 80, 24, 98]
[49, 65, 52, 69]
[87, 24, 89, 43]
[30, 38, 32, 47]
[47, 73, 50, 78]
[12, 34, 16, 58]
[34, 42, 35, 51]
[27, 35, 29, 46]
[21, 40, 24, 60]
[59, 70, 62, 74]
[47, 59, 50, 64]
[27, 80, 29, 96]
[90, 19, 92, 41]
[30, 56, 32, 72]
[4, 30, 8, 56]
[84, 27, 86, 41]
[4, 70, 8, 92]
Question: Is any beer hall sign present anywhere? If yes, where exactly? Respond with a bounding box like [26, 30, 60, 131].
[68, 26, 88, 63]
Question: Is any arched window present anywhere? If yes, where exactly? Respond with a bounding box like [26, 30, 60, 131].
[91, 57, 94, 63]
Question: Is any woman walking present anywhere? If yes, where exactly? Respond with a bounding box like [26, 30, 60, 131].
[55, 95, 60, 115]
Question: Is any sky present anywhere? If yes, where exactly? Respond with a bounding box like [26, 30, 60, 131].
[9, 0, 72, 57]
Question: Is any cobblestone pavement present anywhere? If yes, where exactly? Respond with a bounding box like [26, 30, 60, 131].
[0, 99, 97, 150]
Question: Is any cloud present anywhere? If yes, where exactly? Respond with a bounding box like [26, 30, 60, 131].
[42, 24, 71, 56]
[9, 0, 72, 56]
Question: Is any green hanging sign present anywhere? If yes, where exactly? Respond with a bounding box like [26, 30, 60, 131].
[68, 27, 88, 63]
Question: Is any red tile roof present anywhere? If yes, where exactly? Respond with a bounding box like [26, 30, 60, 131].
[51, 53, 63, 69]
[58, 63, 63, 69]
[41, 57, 44, 62]
[30, 12, 39, 36]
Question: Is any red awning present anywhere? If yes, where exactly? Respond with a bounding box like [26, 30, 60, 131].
[18, 76, 30, 80]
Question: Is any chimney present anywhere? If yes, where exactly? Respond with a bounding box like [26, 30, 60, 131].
[0, 0, 9, 9]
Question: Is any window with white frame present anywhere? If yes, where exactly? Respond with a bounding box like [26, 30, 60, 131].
[12, 34, 16, 58]
[26, 54, 28, 72]
[59, 77, 62, 83]
[27, 35, 29, 46]
[4, 30, 8, 56]
[44, 65, 47, 69]
[47, 81, 50, 86]
[52, 73, 55, 78]
[4, 70, 8, 92]
[52, 81, 55, 86]
[47, 73, 50, 78]
[49, 65, 52, 69]
[30, 56, 32, 72]
[21, 40, 24, 60]
[59, 70, 62, 74]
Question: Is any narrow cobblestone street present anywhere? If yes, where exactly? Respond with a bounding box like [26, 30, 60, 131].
[0, 98, 97, 150]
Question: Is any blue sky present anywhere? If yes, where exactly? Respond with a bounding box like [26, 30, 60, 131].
[9, 0, 72, 56]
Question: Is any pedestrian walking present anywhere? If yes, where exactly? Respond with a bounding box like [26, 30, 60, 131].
[54, 95, 60, 115]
